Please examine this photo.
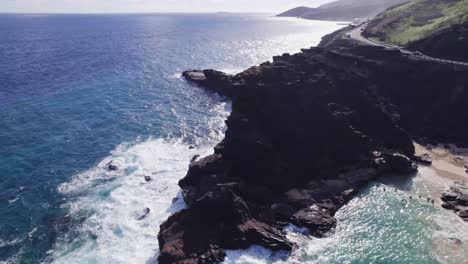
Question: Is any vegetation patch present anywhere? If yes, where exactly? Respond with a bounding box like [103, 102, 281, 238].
[364, 0, 468, 45]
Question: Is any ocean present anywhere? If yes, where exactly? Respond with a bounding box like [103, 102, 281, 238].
[0, 13, 467, 264]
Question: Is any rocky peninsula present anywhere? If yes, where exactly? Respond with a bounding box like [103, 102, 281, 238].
[157, 31, 468, 263]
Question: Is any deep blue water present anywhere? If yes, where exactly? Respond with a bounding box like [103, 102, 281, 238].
[6, 13, 466, 264]
[0, 14, 343, 263]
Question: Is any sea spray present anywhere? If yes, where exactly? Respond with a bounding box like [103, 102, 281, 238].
[0, 14, 346, 263]
[49, 99, 231, 263]
[50, 139, 217, 263]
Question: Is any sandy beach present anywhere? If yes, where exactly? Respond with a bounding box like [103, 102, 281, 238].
[415, 143, 468, 181]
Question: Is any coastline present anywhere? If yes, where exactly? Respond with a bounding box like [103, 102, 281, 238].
[157, 22, 468, 263]
[415, 143, 468, 181]
[38, 16, 347, 264]
[5, 12, 468, 264]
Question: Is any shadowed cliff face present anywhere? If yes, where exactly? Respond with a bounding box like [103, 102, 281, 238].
[337, 45, 468, 145]
[158, 44, 468, 263]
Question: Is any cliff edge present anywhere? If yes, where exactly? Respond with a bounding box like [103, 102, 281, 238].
[157, 36, 468, 263]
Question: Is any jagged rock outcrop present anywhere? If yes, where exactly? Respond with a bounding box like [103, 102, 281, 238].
[154, 43, 465, 263]
[441, 181, 468, 222]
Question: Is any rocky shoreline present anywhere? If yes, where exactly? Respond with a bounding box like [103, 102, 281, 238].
[158, 34, 468, 263]
[442, 182, 468, 222]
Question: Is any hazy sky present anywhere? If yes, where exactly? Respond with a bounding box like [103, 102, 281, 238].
[1, 0, 334, 13]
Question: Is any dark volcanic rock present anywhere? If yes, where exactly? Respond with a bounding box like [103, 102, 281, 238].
[159, 40, 468, 263]
[333, 45, 468, 147]
[374, 152, 418, 174]
[414, 153, 432, 166]
[106, 161, 118, 171]
[182, 70, 234, 97]
[442, 182, 468, 206]
[441, 181, 468, 222]
[158, 186, 292, 264]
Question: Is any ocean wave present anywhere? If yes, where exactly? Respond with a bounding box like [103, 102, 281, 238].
[167, 72, 183, 80]
[49, 99, 230, 263]
[224, 179, 468, 264]
[49, 138, 215, 263]
[7, 197, 19, 204]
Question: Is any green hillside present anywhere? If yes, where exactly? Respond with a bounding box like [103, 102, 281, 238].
[364, 0, 468, 45]
[277, 0, 409, 21]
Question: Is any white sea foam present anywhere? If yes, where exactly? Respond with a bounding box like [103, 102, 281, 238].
[168, 72, 183, 79]
[50, 138, 215, 264]
[0, 238, 23, 248]
[8, 197, 19, 204]
[225, 170, 468, 264]
[47, 17, 457, 264]
[219, 68, 245, 75]
[50, 98, 230, 263]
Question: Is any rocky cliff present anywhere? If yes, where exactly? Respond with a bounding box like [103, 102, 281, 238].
[157, 39, 468, 263]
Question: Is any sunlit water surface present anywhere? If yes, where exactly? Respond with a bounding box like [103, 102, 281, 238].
[0, 13, 344, 263]
[225, 167, 468, 264]
[2, 13, 466, 264]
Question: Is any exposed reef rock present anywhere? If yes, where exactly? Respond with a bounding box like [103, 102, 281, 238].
[157, 29, 468, 262]
[441, 181, 468, 222]
[414, 153, 432, 166]
[182, 70, 235, 97]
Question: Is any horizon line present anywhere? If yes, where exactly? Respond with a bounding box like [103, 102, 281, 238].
[0, 11, 279, 15]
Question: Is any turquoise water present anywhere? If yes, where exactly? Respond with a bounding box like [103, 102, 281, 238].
[225, 168, 468, 264]
[2, 13, 466, 264]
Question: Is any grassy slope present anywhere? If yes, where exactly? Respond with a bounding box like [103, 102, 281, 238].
[366, 0, 468, 45]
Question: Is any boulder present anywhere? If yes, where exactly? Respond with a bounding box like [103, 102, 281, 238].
[288, 206, 337, 237]
[458, 210, 468, 222]
[107, 162, 118, 171]
[374, 152, 418, 174]
[158, 186, 292, 264]
[183, 71, 207, 82]
[190, 154, 200, 163]
[182, 70, 234, 96]
[441, 181, 468, 222]
[414, 153, 432, 165]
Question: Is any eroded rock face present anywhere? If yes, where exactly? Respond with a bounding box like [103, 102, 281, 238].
[414, 153, 432, 166]
[158, 35, 468, 262]
[182, 70, 234, 97]
[158, 185, 293, 264]
[441, 181, 468, 222]
[155, 45, 452, 263]
[374, 152, 418, 175]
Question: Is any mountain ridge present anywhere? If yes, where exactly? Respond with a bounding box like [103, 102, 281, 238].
[277, 0, 410, 21]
